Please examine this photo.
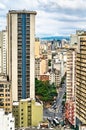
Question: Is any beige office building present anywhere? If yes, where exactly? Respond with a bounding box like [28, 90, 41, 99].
[35, 58, 48, 79]
[40, 59, 48, 75]
[35, 38, 40, 58]
[7, 10, 36, 101]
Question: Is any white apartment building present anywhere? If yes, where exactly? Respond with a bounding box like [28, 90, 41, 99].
[48, 69, 60, 87]
[0, 30, 7, 74]
[0, 109, 15, 130]
[0, 31, 2, 73]
[66, 48, 76, 101]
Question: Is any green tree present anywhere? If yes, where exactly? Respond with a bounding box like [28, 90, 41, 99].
[35, 78, 57, 102]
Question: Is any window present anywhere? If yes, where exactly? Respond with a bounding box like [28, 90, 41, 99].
[21, 109, 23, 111]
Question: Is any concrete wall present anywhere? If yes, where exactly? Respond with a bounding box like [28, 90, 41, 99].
[30, 14, 35, 99]
[11, 14, 18, 101]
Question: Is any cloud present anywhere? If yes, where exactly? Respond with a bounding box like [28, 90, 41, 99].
[0, 2, 6, 9]
[0, 0, 86, 37]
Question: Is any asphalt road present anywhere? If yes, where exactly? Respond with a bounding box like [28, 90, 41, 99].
[43, 84, 66, 120]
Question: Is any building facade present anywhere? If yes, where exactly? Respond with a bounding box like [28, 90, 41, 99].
[65, 48, 76, 126]
[0, 30, 7, 74]
[35, 58, 40, 79]
[40, 74, 49, 82]
[0, 46, 1, 73]
[76, 35, 86, 124]
[40, 58, 48, 75]
[35, 38, 40, 58]
[35, 58, 48, 80]
[12, 99, 43, 128]
[0, 75, 12, 113]
[7, 10, 36, 101]
[49, 69, 60, 87]
[0, 109, 15, 130]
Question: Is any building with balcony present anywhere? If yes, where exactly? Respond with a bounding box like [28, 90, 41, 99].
[65, 101, 76, 126]
[65, 48, 76, 126]
[76, 35, 86, 124]
[12, 98, 43, 128]
[0, 30, 7, 74]
[0, 46, 1, 73]
[7, 10, 36, 101]
[0, 75, 12, 113]
[35, 58, 40, 79]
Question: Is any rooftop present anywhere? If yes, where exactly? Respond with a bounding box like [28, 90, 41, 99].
[8, 10, 37, 15]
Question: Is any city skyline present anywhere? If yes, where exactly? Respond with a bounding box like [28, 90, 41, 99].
[0, 0, 86, 37]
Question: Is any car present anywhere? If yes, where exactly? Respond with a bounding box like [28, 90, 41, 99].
[55, 117, 58, 120]
[53, 119, 59, 126]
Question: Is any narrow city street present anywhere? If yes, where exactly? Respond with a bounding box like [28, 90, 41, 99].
[43, 83, 66, 121]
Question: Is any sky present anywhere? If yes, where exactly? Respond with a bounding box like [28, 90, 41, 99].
[0, 0, 86, 37]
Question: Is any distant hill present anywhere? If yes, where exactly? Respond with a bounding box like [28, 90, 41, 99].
[40, 36, 70, 41]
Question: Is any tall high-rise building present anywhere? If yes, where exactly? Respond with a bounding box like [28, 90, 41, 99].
[7, 10, 36, 101]
[0, 31, 2, 73]
[65, 48, 76, 126]
[0, 30, 7, 74]
[76, 34, 86, 124]
[0, 46, 1, 73]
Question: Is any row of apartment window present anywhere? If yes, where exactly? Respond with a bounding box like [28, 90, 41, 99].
[76, 92, 86, 104]
[76, 107, 86, 119]
[0, 89, 10, 92]
[0, 103, 10, 106]
[80, 41, 86, 45]
[76, 74, 86, 81]
[76, 73, 86, 81]
[76, 97, 86, 108]
[0, 84, 10, 87]
[0, 94, 10, 96]
[18, 14, 30, 18]
[76, 80, 86, 89]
